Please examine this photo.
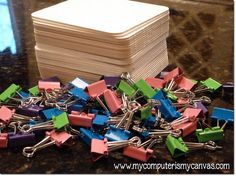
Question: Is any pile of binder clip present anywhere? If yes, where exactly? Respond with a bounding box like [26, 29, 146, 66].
[0, 67, 233, 162]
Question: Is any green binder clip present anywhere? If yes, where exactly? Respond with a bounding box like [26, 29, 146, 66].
[0, 84, 22, 102]
[52, 112, 70, 130]
[195, 126, 224, 143]
[116, 80, 136, 97]
[196, 78, 222, 93]
[163, 88, 178, 102]
[134, 79, 156, 99]
[166, 134, 189, 158]
[28, 86, 40, 96]
[139, 105, 152, 120]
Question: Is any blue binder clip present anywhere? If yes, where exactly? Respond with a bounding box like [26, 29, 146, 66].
[79, 128, 104, 146]
[42, 108, 64, 120]
[159, 98, 181, 120]
[69, 87, 90, 102]
[105, 125, 132, 141]
[144, 115, 156, 129]
[68, 104, 85, 113]
[18, 91, 30, 100]
[211, 107, 234, 123]
[152, 89, 166, 100]
[92, 114, 109, 129]
[71, 77, 88, 90]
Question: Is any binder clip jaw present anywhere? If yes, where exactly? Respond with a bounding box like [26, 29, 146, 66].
[101, 76, 121, 88]
[71, 77, 88, 90]
[175, 76, 197, 91]
[194, 78, 222, 94]
[17, 105, 43, 117]
[42, 108, 64, 120]
[211, 107, 234, 123]
[8, 132, 36, 148]
[79, 128, 104, 146]
[145, 77, 166, 89]
[195, 126, 224, 143]
[28, 86, 40, 96]
[0, 133, 8, 148]
[158, 99, 181, 120]
[103, 89, 122, 114]
[86, 80, 107, 98]
[38, 80, 61, 92]
[92, 114, 109, 129]
[163, 67, 183, 82]
[0, 106, 14, 124]
[116, 80, 136, 97]
[166, 134, 188, 158]
[91, 138, 109, 161]
[0, 84, 22, 103]
[68, 87, 90, 102]
[123, 146, 154, 162]
[134, 79, 156, 99]
[68, 112, 95, 127]
[105, 125, 132, 141]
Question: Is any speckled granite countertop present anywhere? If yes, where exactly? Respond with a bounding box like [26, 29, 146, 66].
[0, 0, 233, 174]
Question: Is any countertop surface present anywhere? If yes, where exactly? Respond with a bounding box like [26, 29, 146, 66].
[0, 0, 234, 174]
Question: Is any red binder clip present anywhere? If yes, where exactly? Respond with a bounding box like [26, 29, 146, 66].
[86, 80, 107, 98]
[38, 81, 61, 92]
[68, 112, 95, 127]
[0, 133, 8, 148]
[103, 89, 122, 113]
[145, 77, 166, 89]
[176, 76, 196, 91]
[163, 67, 183, 82]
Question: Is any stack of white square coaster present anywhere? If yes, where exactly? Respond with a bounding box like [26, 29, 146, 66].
[32, 0, 169, 83]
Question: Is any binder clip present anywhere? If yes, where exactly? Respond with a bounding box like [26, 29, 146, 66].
[158, 98, 181, 120]
[194, 78, 222, 94]
[166, 134, 188, 158]
[69, 87, 90, 102]
[144, 115, 156, 129]
[79, 128, 104, 146]
[103, 89, 122, 114]
[22, 130, 72, 157]
[116, 80, 136, 97]
[105, 125, 132, 141]
[138, 105, 152, 120]
[17, 104, 43, 117]
[92, 114, 109, 129]
[123, 138, 160, 162]
[175, 76, 197, 91]
[42, 76, 61, 82]
[91, 136, 141, 161]
[71, 77, 88, 89]
[163, 89, 178, 102]
[18, 91, 30, 100]
[68, 112, 95, 127]
[194, 102, 208, 115]
[211, 107, 234, 123]
[143, 129, 182, 139]
[171, 108, 203, 137]
[38, 80, 61, 92]
[19, 112, 69, 133]
[86, 80, 107, 98]
[28, 86, 40, 96]
[42, 108, 64, 120]
[68, 103, 85, 113]
[101, 76, 120, 88]
[145, 77, 166, 89]
[0, 133, 8, 148]
[195, 126, 224, 143]
[8, 132, 36, 148]
[152, 89, 166, 100]
[133, 79, 156, 99]
[0, 84, 22, 102]
[163, 67, 183, 83]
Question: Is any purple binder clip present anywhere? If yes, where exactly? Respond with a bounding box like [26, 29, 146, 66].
[8, 132, 36, 147]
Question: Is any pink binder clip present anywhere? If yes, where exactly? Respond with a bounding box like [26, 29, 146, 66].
[164, 67, 183, 82]
[38, 81, 61, 92]
[183, 108, 204, 119]
[86, 80, 107, 98]
[123, 146, 154, 162]
[0, 106, 14, 124]
[176, 76, 196, 91]
[103, 89, 122, 113]
[145, 77, 166, 89]
[68, 112, 95, 127]
[46, 130, 72, 146]
[172, 120, 198, 137]
[0, 133, 8, 148]
[91, 138, 108, 161]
